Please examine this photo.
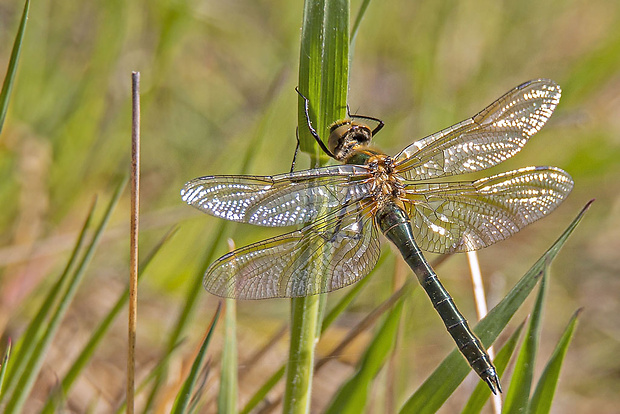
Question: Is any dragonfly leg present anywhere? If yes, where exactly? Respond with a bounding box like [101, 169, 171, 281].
[290, 127, 300, 173]
[319, 198, 365, 243]
[318, 217, 365, 245]
[349, 112, 385, 136]
[295, 87, 336, 159]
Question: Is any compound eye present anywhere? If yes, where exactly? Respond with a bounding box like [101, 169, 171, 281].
[353, 125, 373, 145]
[329, 119, 350, 133]
[328, 122, 353, 155]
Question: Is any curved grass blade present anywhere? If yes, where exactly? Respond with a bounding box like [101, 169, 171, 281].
[1, 198, 96, 403]
[461, 320, 525, 414]
[0, 339, 12, 397]
[399, 200, 592, 414]
[463, 326, 524, 414]
[171, 303, 221, 414]
[40, 227, 178, 413]
[188, 361, 212, 413]
[3, 177, 127, 413]
[324, 293, 405, 414]
[529, 309, 582, 414]
[0, 0, 29, 134]
[503, 273, 549, 414]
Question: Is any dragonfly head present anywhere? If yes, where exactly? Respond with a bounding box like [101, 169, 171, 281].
[328, 119, 373, 161]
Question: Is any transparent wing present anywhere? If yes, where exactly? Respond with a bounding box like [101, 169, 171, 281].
[181, 164, 371, 227]
[394, 79, 561, 180]
[402, 166, 573, 253]
[203, 202, 380, 299]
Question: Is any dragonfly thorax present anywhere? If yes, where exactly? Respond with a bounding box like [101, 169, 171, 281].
[366, 154, 404, 204]
[328, 119, 373, 161]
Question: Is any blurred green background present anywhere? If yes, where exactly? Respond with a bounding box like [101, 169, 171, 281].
[1, 0, 619, 412]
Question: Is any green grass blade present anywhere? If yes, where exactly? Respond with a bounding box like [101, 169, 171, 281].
[1, 198, 97, 402]
[284, 0, 350, 412]
[0, 0, 29, 134]
[462, 321, 526, 414]
[171, 303, 221, 414]
[324, 294, 405, 414]
[218, 298, 238, 413]
[529, 309, 582, 414]
[40, 227, 178, 413]
[0, 339, 12, 398]
[399, 201, 592, 414]
[297, 0, 349, 159]
[3, 177, 127, 413]
[503, 273, 549, 413]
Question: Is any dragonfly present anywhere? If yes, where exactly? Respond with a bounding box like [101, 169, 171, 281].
[181, 79, 573, 394]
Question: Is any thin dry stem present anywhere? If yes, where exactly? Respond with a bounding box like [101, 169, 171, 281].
[467, 250, 502, 413]
[127, 71, 140, 414]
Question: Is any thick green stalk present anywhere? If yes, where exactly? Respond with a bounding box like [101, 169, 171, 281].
[284, 295, 322, 413]
[283, 0, 350, 412]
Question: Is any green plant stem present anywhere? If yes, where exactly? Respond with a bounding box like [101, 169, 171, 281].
[283, 0, 350, 412]
[283, 296, 322, 412]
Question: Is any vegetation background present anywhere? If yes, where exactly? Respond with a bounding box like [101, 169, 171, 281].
[0, 0, 619, 412]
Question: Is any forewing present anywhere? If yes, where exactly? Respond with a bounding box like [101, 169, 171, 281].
[394, 79, 561, 180]
[181, 164, 371, 227]
[203, 202, 380, 299]
[402, 166, 573, 253]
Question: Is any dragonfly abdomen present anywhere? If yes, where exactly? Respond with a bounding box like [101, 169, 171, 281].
[375, 203, 501, 394]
